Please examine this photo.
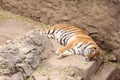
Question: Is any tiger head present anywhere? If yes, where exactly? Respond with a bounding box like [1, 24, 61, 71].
[83, 43, 102, 61]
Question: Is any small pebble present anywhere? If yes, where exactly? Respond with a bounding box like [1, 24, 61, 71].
[108, 54, 117, 62]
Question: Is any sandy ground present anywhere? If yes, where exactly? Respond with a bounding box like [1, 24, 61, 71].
[0, 19, 35, 45]
[0, 10, 48, 45]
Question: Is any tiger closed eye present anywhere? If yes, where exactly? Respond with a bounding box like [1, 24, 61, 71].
[92, 47, 96, 50]
[94, 47, 96, 49]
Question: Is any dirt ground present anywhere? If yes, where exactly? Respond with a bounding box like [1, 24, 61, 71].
[0, 9, 47, 45]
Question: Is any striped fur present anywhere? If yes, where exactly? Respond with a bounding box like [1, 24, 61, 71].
[41, 24, 102, 61]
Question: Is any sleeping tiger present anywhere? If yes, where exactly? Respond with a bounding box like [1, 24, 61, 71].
[41, 24, 102, 61]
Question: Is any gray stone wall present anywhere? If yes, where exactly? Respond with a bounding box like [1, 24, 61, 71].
[0, 0, 120, 51]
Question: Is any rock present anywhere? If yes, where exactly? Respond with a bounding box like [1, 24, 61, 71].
[112, 49, 120, 62]
[11, 72, 24, 80]
[6, 53, 22, 65]
[0, 76, 11, 80]
[108, 54, 117, 62]
[16, 63, 33, 76]
[64, 76, 76, 80]
[32, 72, 49, 80]
[20, 45, 36, 54]
[5, 40, 12, 44]
[31, 65, 84, 80]
[24, 53, 34, 64]
[0, 57, 8, 69]
[90, 64, 117, 80]
[28, 30, 43, 46]
[30, 36, 42, 46]
[0, 57, 14, 75]
[108, 68, 120, 80]
[17, 53, 26, 60]
[29, 55, 39, 69]
[0, 30, 54, 79]
[111, 0, 120, 4]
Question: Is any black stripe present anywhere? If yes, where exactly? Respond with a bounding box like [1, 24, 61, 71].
[72, 48, 76, 54]
[82, 43, 93, 56]
[77, 43, 83, 48]
[55, 27, 68, 33]
[55, 29, 63, 34]
[68, 48, 76, 54]
[48, 29, 50, 34]
[77, 43, 83, 55]
[56, 28, 78, 45]
[51, 34, 55, 38]
[56, 27, 78, 35]
[61, 34, 69, 45]
[84, 43, 93, 50]
[64, 34, 74, 45]
[68, 49, 73, 53]
[50, 29, 55, 34]
[66, 29, 79, 32]
[59, 32, 74, 45]
[60, 31, 74, 39]
[59, 31, 71, 45]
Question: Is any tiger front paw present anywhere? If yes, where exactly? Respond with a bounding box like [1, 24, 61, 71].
[57, 54, 66, 59]
[56, 50, 62, 55]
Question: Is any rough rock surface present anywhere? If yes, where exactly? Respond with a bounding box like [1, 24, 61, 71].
[90, 64, 120, 80]
[108, 54, 117, 62]
[112, 49, 120, 62]
[0, 0, 120, 51]
[0, 30, 54, 80]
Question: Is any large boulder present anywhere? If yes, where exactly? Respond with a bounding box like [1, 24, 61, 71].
[0, 30, 54, 80]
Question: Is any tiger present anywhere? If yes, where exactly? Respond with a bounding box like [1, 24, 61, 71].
[40, 24, 102, 61]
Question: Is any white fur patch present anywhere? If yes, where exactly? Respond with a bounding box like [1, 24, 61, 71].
[63, 50, 74, 56]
